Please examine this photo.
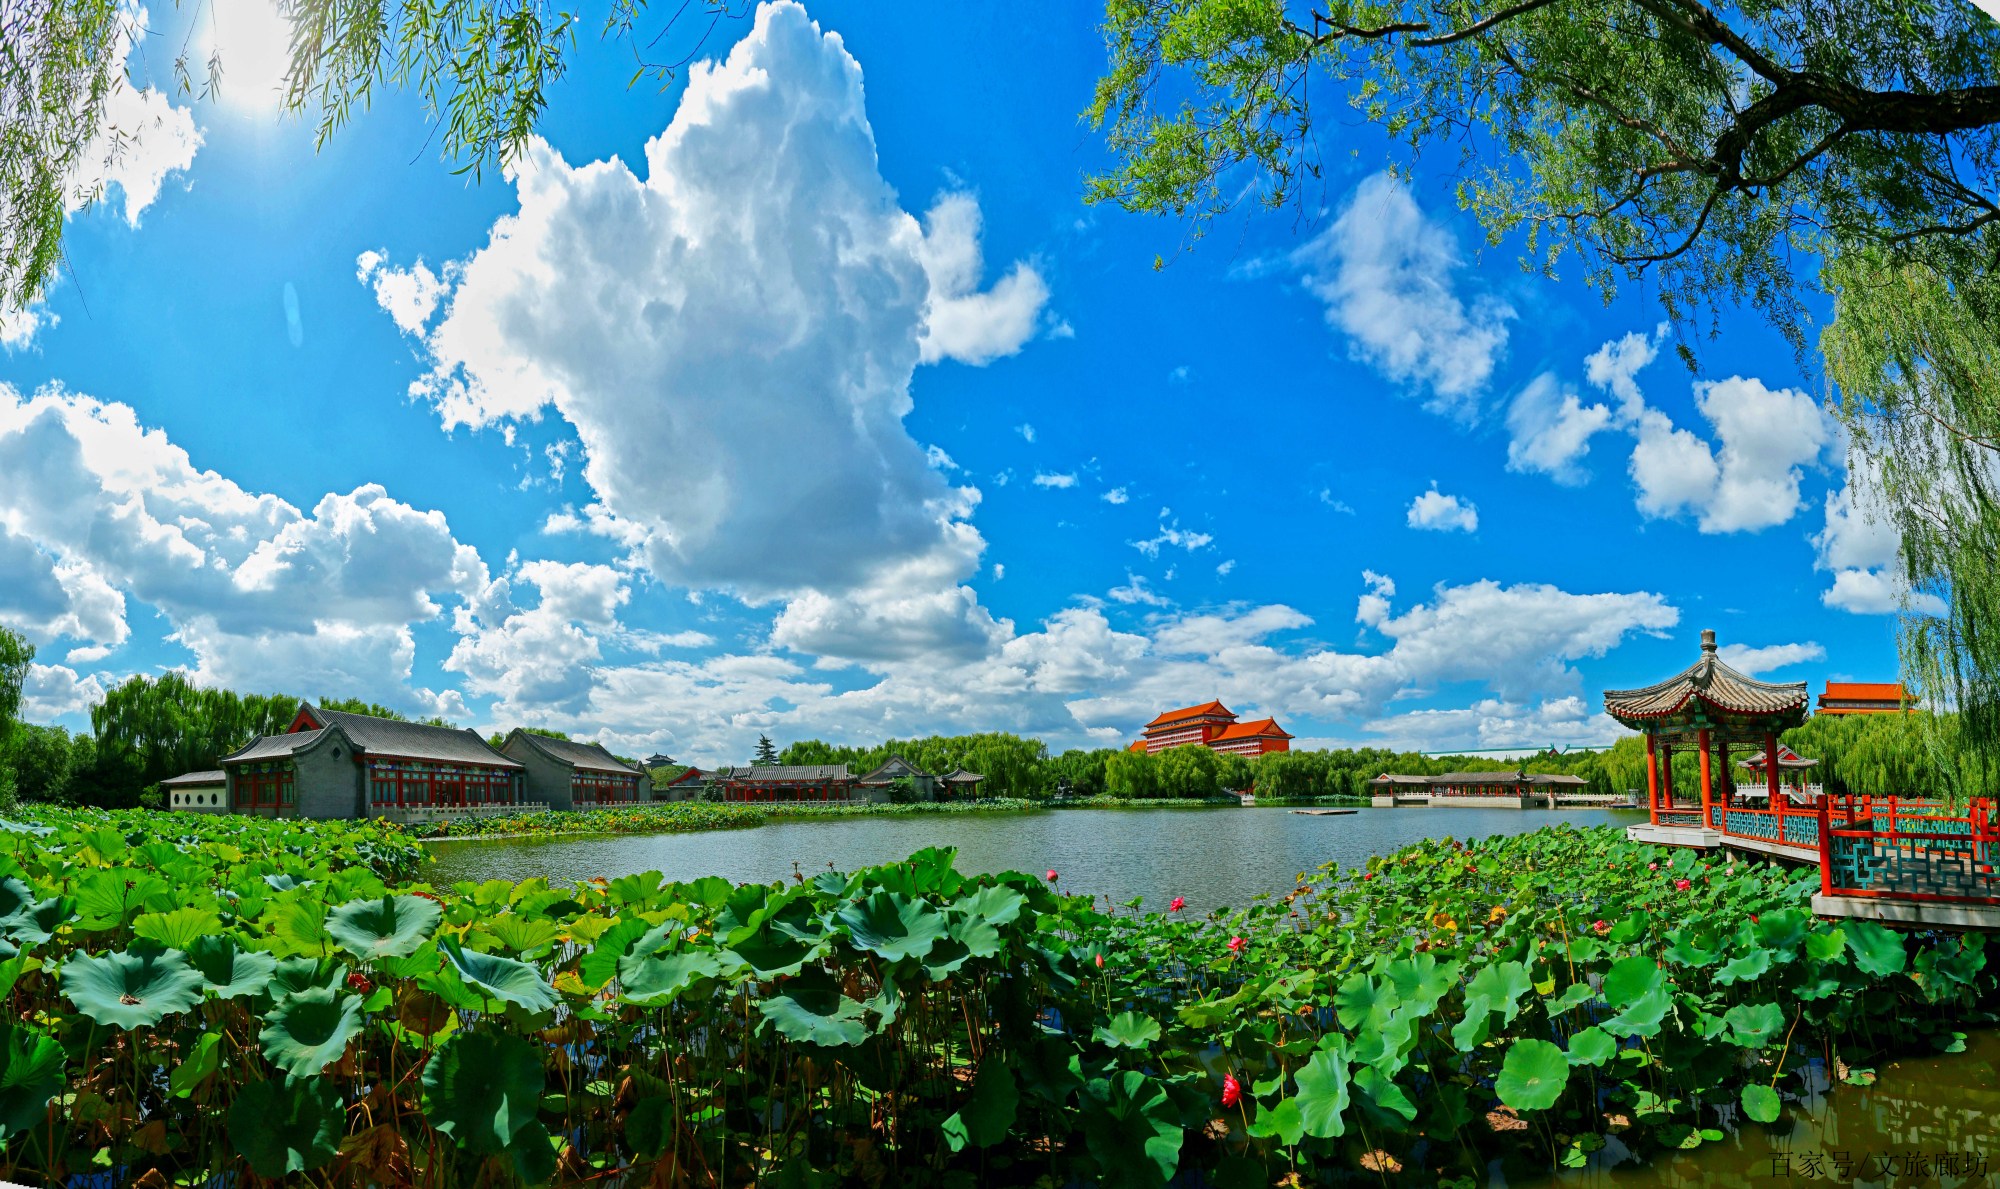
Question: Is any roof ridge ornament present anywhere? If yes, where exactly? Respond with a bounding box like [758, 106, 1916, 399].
[1701, 628, 1717, 653]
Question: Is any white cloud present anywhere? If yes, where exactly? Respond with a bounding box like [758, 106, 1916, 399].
[365, 3, 1043, 667]
[1216, 559, 1236, 577]
[1358, 696, 1621, 753]
[1033, 471, 1078, 489]
[1319, 489, 1355, 514]
[1, 302, 57, 352]
[1406, 485, 1478, 533]
[1629, 376, 1828, 533]
[1584, 325, 1666, 422]
[1016, 423, 1036, 443]
[1505, 372, 1612, 485]
[20, 663, 107, 721]
[1717, 641, 1825, 674]
[1106, 575, 1170, 607]
[914, 192, 1051, 365]
[71, 7, 203, 224]
[1132, 509, 1212, 556]
[1292, 172, 1513, 419]
[356, 252, 450, 335]
[1812, 460, 1947, 615]
[1101, 486, 1129, 505]
[1168, 365, 1191, 384]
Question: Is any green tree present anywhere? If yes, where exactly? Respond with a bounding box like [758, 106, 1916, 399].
[3, 723, 78, 803]
[1089, 0, 2000, 760]
[753, 735, 780, 766]
[1104, 748, 1159, 800]
[1156, 743, 1223, 800]
[0, 625, 31, 738]
[87, 673, 299, 807]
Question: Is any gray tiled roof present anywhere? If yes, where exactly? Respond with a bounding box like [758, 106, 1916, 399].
[511, 731, 641, 775]
[1525, 774, 1589, 786]
[725, 764, 853, 782]
[941, 768, 984, 782]
[1432, 772, 1528, 785]
[295, 706, 523, 768]
[857, 756, 932, 784]
[162, 769, 226, 787]
[1603, 630, 1809, 722]
[1368, 773, 1432, 786]
[223, 728, 330, 764]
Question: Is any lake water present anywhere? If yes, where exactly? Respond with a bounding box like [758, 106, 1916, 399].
[422, 805, 1646, 914]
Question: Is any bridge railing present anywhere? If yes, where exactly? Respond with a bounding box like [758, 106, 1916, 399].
[1817, 798, 2000, 905]
[1715, 803, 1822, 849]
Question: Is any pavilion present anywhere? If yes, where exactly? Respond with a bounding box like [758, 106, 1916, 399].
[1602, 630, 1810, 838]
[1736, 744, 1820, 802]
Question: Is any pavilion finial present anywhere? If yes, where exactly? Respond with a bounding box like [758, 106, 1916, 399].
[1700, 628, 1716, 653]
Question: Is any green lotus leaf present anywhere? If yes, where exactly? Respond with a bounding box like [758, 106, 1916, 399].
[1351, 1005, 1417, 1078]
[624, 1096, 674, 1159]
[0, 879, 33, 924]
[0, 894, 73, 947]
[169, 1031, 224, 1098]
[764, 898, 830, 945]
[132, 906, 224, 952]
[0, 1023, 63, 1143]
[186, 935, 277, 999]
[1604, 984, 1671, 1038]
[580, 917, 655, 991]
[949, 885, 1026, 931]
[422, 1030, 546, 1155]
[1465, 960, 1531, 1026]
[268, 956, 345, 1000]
[1382, 952, 1459, 1015]
[833, 891, 947, 963]
[943, 910, 1005, 963]
[438, 935, 558, 1014]
[74, 869, 170, 930]
[1352, 1065, 1417, 1123]
[1496, 1039, 1569, 1113]
[1741, 1083, 1782, 1124]
[62, 948, 205, 1029]
[326, 894, 444, 961]
[1716, 948, 1772, 984]
[479, 914, 563, 957]
[1334, 972, 1396, 1031]
[1093, 1011, 1162, 1050]
[721, 931, 823, 979]
[619, 950, 722, 1005]
[1600, 955, 1665, 1007]
[228, 1077, 343, 1178]
[756, 966, 869, 1046]
[941, 1057, 1018, 1151]
[1080, 1069, 1183, 1189]
[510, 1117, 558, 1186]
[1845, 921, 1908, 977]
[260, 985, 365, 1076]
[1245, 1096, 1306, 1146]
[1293, 1041, 1352, 1140]
[1723, 1002, 1785, 1049]
[1565, 1025, 1618, 1067]
[1547, 982, 1594, 1013]
[1663, 929, 1719, 968]
[1804, 926, 1847, 963]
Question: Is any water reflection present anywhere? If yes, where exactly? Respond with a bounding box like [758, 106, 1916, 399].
[422, 805, 1645, 916]
[1524, 1032, 2000, 1188]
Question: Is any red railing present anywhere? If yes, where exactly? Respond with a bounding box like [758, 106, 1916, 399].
[1817, 797, 2000, 905]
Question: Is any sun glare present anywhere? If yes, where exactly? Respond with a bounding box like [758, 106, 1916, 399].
[200, 0, 294, 112]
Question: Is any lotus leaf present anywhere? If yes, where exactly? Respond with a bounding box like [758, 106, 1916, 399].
[941, 1057, 1018, 1151]
[1716, 947, 1773, 984]
[186, 936, 278, 999]
[1292, 1040, 1351, 1139]
[479, 913, 562, 956]
[438, 935, 558, 1013]
[1845, 921, 1909, 977]
[721, 931, 825, 978]
[62, 947, 204, 1029]
[580, 916, 655, 990]
[1080, 1069, 1183, 1189]
[619, 950, 722, 1005]
[132, 906, 224, 952]
[1723, 1001, 1785, 1048]
[262, 873, 314, 893]
[260, 985, 365, 1075]
[1334, 972, 1396, 1030]
[1352, 1065, 1417, 1124]
[0, 1024, 62, 1142]
[1495, 1039, 1569, 1112]
[1741, 1083, 1782, 1124]
[327, 894, 444, 960]
[1093, 1010, 1161, 1049]
[757, 967, 870, 1046]
[1603, 984, 1672, 1038]
[268, 956, 345, 1000]
[1245, 1096, 1306, 1146]
[1804, 926, 1847, 962]
[1465, 960, 1531, 1026]
[228, 1077, 343, 1177]
[1600, 954, 1665, 1007]
[169, 1031, 223, 1098]
[422, 1030, 546, 1154]
[950, 884, 1026, 930]
[0, 894, 73, 946]
[0, 878, 32, 924]
[833, 890, 948, 963]
[1565, 1025, 1617, 1067]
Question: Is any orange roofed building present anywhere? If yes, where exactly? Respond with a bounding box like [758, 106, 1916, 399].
[1816, 682, 1917, 715]
[1134, 701, 1293, 758]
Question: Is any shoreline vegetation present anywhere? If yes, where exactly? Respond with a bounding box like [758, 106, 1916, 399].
[408, 794, 1376, 843]
[0, 806, 1990, 1187]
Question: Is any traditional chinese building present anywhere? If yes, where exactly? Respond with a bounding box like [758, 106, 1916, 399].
[500, 730, 644, 810]
[216, 704, 531, 823]
[715, 764, 871, 803]
[1135, 701, 1293, 757]
[1815, 682, 1917, 715]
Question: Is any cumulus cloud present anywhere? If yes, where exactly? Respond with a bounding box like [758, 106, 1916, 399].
[1812, 457, 1946, 615]
[1293, 173, 1513, 419]
[1359, 695, 1619, 753]
[68, 7, 203, 225]
[1101, 487, 1129, 505]
[363, 1, 1044, 672]
[20, 663, 107, 721]
[1504, 373, 1612, 485]
[1718, 641, 1825, 674]
[1, 302, 57, 352]
[1106, 575, 1171, 607]
[356, 252, 450, 335]
[1406, 485, 1478, 533]
[1032, 472, 1077, 489]
[1132, 509, 1212, 557]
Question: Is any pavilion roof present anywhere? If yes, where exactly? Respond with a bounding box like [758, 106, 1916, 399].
[292, 705, 523, 768]
[507, 731, 640, 775]
[1213, 717, 1292, 741]
[1601, 630, 1808, 737]
[725, 765, 853, 783]
[1736, 744, 1818, 769]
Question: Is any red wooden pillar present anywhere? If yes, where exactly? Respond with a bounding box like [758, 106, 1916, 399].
[1645, 733, 1660, 825]
[1765, 731, 1783, 844]
[1698, 727, 1714, 829]
[1817, 795, 1835, 897]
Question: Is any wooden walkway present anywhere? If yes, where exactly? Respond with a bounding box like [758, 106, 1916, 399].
[1629, 796, 2000, 931]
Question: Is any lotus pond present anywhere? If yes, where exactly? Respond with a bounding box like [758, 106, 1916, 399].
[0, 806, 1995, 1187]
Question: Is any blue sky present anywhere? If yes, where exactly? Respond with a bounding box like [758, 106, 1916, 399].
[0, 0, 1926, 764]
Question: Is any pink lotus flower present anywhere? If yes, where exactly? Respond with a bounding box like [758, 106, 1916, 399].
[1170, 897, 1186, 913]
[1592, 920, 1610, 935]
[1674, 878, 1692, 891]
[1046, 870, 1059, 882]
[1363, 872, 1375, 881]
[1227, 936, 1246, 954]
[1221, 1073, 1242, 1108]
[1647, 862, 1659, 871]
[1094, 953, 1105, 970]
